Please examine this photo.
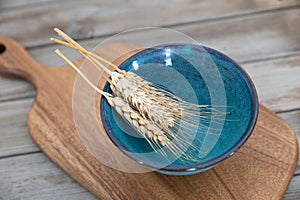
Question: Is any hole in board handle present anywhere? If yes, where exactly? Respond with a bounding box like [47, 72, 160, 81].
[0, 44, 6, 54]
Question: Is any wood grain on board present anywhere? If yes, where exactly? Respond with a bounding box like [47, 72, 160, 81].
[0, 38, 298, 199]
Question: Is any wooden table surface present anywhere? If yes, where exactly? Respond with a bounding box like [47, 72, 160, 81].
[0, 0, 299, 199]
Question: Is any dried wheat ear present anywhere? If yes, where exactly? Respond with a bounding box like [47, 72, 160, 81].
[52, 28, 228, 162]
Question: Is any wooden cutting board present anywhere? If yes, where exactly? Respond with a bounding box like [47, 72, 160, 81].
[0, 38, 298, 200]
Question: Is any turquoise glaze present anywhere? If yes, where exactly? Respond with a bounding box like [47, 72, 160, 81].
[100, 44, 259, 175]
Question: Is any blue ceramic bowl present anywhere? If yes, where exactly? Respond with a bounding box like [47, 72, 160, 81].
[101, 44, 259, 175]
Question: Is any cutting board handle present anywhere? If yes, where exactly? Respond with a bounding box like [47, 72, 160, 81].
[0, 38, 46, 86]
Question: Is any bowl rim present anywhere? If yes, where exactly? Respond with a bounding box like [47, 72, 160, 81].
[100, 43, 259, 173]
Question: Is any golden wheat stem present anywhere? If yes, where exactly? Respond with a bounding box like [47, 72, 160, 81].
[51, 38, 112, 75]
[54, 49, 170, 149]
[53, 28, 124, 74]
[54, 49, 111, 98]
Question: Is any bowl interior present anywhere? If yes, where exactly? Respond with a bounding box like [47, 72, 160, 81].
[101, 44, 258, 171]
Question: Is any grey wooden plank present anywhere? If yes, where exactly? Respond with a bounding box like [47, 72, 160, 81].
[279, 111, 300, 146]
[0, 153, 97, 200]
[0, 78, 35, 102]
[284, 175, 300, 200]
[0, 0, 299, 47]
[280, 110, 300, 175]
[243, 56, 300, 113]
[0, 0, 59, 11]
[0, 98, 39, 158]
[23, 7, 300, 64]
[280, 110, 300, 199]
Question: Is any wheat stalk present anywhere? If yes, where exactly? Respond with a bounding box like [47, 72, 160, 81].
[107, 96, 170, 147]
[55, 49, 170, 148]
[110, 72, 179, 129]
